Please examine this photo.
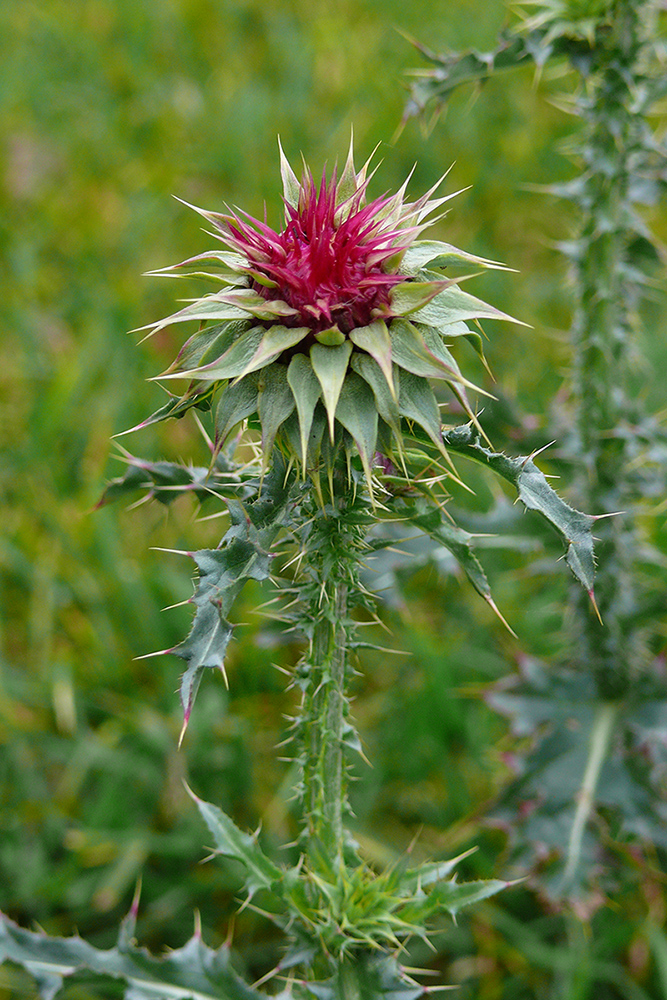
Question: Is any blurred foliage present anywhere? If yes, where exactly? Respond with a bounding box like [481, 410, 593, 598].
[1, 0, 666, 998]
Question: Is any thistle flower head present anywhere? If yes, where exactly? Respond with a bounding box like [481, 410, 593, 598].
[140, 139, 518, 493]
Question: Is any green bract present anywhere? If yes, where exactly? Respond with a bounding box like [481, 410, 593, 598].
[139, 140, 519, 495]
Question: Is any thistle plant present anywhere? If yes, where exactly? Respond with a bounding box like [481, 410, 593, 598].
[0, 140, 598, 996]
[404, 0, 667, 916]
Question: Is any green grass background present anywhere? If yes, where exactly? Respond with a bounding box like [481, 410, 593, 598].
[1, 1, 666, 997]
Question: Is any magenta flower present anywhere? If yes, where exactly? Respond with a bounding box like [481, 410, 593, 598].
[140, 140, 516, 487]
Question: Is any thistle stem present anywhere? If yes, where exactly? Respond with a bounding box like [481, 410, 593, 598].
[571, 0, 649, 698]
[305, 576, 348, 856]
[296, 480, 366, 862]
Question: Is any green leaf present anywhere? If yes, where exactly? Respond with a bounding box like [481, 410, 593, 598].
[168, 320, 249, 374]
[214, 372, 260, 448]
[350, 354, 401, 434]
[334, 372, 378, 486]
[442, 425, 596, 592]
[257, 364, 296, 456]
[335, 132, 360, 209]
[393, 497, 495, 604]
[116, 386, 217, 435]
[389, 318, 488, 396]
[168, 459, 294, 734]
[415, 319, 488, 367]
[0, 913, 263, 1000]
[190, 793, 283, 898]
[97, 458, 217, 509]
[387, 280, 449, 317]
[349, 320, 395, 398]
[213, 287, 299, 321]
[425, 877, 509, 918]
[310, 341, 353, 440]
[411, 282, 524, 329]
[287, 353, 322, 466]
[237, 325, 309, 378]
[399, 239, 511, 274]
[397, 368, 444, 452]
[162, 326, 264, 382]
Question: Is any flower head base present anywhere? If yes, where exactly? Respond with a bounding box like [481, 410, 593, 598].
[138, 139, 519, 494]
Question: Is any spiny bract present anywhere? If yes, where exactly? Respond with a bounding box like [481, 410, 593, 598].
[139, 139, 518, 490]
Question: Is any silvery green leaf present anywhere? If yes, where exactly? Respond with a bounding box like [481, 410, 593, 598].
[135, 295, 262, 337]
[397, 367, 444, 451]
[441, 425, 596, 592]
[287, 353, 322, 466]
[310, 341, 353, 439]
[168, 320, 248, 374]
[334, 371, 378, 485]
[398, 239, 511, 274]
[411, 282, 525, 329]
[214, 372, 260, 448]
[237, 325, 309, 378]
[278, 138, 301, 211]
[162, 326, 264, 382]
[258, 364, 296, 455]
[349, 320, 395, 398]
[387, 280, 449, 317]
[350, 354, 401, 434]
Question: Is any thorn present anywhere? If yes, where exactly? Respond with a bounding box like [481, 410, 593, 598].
[521, 440, 556, 468]
[178, 712, 191, 749]
[591, 510, 625, 521]
[149, 546, 191, 556]
[193, 909, 202, 940]
[133, 647, 174, 661]
[130, 877, 142, 919]
[485, 595, 518, 638]
[589, 589, 604, 625]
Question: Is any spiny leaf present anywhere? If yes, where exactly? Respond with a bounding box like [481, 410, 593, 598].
[278, 137, 301, 211]
[442, 425, 596, 592]
[134, 296, 258, 338]
[170, 458, 294, 734]
[189, 792, 283, 898]
[393, 498, 494, 604]
[97, 458, 216, 509]
[115, 386, 216, 436]
[350, 354, 401, 434]
[0, 913, 264, 1000]
[168, 320, 248, 374]
[387, 279, 450, 317]
[237, 324, 309, 378]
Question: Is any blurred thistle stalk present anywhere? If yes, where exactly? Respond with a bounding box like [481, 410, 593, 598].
[405, 0, 667, 904]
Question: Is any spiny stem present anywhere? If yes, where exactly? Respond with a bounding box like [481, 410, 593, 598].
[306, 576, 348, 856]
[295, 478, 368, 861]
